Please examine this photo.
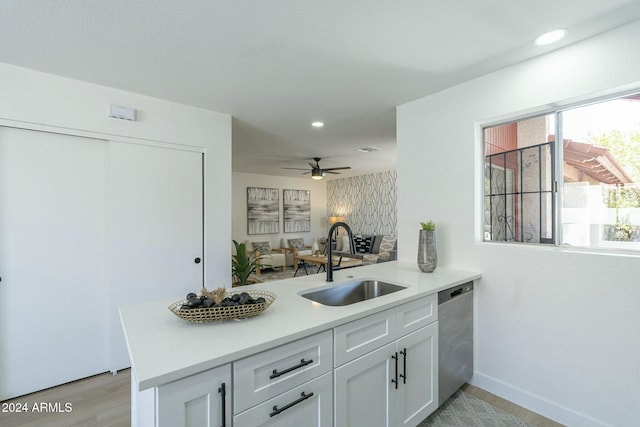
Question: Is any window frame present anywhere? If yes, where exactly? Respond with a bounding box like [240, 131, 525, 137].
[479, 87, 640, 254]
[484, 141, 556, 244]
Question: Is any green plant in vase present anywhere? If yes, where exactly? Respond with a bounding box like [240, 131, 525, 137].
[420, 220, 435, 231]
[232, 240, 263, 286]
[418, 220, 437, 272]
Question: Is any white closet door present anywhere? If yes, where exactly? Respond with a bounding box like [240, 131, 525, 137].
[108, 141, 203, 370]
[0, 127, 108, 400]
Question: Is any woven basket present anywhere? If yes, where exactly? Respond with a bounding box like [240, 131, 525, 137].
[168, 290, 276, 323]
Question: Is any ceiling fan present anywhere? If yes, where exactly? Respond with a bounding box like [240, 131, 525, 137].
[283, 157, 351, 180]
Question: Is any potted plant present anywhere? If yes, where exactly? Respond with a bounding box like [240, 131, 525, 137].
[420, 221, 435, 232]
[418, 221, 437, 272]
[232, 240, 264, 286]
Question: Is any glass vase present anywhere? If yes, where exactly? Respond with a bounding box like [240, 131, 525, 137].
[417, 229, 437, 272]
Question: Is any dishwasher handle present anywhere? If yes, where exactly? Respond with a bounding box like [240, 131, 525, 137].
[438, 281, 473, 305]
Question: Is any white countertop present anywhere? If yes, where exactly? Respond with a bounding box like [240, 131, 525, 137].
[120, 261, 480, 391]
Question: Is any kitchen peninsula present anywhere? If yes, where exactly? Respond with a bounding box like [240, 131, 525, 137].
[120, 261, 480, 427]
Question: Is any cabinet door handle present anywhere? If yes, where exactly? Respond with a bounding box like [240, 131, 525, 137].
[269, 391, 314, 417]
[218, 382, 226, 427]
[391, 352, 399, 389]
[399, 348, 407, 384]
[270, 358, 313, 379]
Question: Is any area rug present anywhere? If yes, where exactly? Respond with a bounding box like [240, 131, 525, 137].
[418, 390, 534, 427]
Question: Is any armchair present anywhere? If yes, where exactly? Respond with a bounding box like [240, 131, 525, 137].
[281, 237, 312, 267]
[245, 240, 286, 276]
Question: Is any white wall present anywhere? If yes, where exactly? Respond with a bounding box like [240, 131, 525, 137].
[397, 21, 640, 427]
[0, 62, 232, 288]
[232, 172, 328, 248]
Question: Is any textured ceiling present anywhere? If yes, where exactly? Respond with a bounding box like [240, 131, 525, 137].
[2, 1, 640, 178]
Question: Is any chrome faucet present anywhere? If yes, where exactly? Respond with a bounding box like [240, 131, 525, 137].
[326, 222, 354, 282]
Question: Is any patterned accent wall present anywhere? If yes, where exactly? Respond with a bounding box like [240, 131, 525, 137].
[326, 170, 397, 235]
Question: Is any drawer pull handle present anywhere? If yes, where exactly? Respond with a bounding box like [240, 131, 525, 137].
[391, 352, 399, 389]
[218, 382, 226, 427]
[269, 358, 313, 379]
[270, 391, 314, 417]
[400, 348, 407, 384]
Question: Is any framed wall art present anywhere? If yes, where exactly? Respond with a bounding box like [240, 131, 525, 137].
[247, 187, 279, 234]
[283, 189, 311, 233]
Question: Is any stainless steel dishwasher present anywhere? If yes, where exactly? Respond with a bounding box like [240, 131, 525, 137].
[438, 281, 474, 405]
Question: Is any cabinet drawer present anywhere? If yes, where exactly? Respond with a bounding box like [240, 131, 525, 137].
[396, 294, 437, 337]
[334, 309, 396, 367]
[234, 372, 333, 427]
[234, 330, 333, 413]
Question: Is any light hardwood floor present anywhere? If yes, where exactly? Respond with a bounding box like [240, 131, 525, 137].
[0, 369, 131, 427]
[1, 370, 563, 427]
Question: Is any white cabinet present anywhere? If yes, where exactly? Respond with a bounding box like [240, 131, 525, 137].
[108, 141, 204, 370]
[130, 294, 447, 427]
[335, 342, 397, 426]
[395, 294, 436, 336]
[395, 323, 438, 427]
[333, 296, 438, 427]
[234, 372, 333, 427]
[157, 364, 231, 427]
[334, 309, 396, 366]
[234, 331, 334, 426]
[234, 330, 333, 413]
[0, 127, 109, 400]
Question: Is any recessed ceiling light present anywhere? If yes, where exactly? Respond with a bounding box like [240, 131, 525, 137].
[356, 146, 380, 153]
[534, 28, 567, 46]
[311, 121, 324, 128]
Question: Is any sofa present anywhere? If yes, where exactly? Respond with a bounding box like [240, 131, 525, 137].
[333, 234, 397, 264]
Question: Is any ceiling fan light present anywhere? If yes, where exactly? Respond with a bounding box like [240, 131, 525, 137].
[311, 169, 323, 179]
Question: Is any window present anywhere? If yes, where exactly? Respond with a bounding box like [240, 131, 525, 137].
[484, 115, 555, 243]
[483, 93, 640, 251]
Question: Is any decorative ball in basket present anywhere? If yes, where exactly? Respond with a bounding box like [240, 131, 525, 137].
[169, 287, 276, 323]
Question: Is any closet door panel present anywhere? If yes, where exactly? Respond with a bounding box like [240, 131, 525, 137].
[0, 127, 108, 400]
[108, 142, 203, 370]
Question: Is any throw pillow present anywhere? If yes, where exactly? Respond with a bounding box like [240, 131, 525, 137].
[353, 235, 373, 253]
[287, 238, 306, 251]
[370, 235, 382, 254]
[377, 236, 397, 261]
[252, 241, 271, 256]
[318, 237, 328, 255]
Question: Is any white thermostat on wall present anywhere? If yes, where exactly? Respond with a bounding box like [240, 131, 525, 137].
[109, 104, 136, 121]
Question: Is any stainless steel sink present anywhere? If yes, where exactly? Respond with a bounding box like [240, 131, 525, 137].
[300, 279, 407, 306]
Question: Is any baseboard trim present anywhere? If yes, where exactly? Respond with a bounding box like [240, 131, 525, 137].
[470, 372, 608, 427]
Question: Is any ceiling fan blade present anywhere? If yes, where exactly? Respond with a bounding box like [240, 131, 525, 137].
[325, 171, 342, 174]
[283, 167, 312, 171]
[323, 166, 351, 171]
[308, 162, 318, 169]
